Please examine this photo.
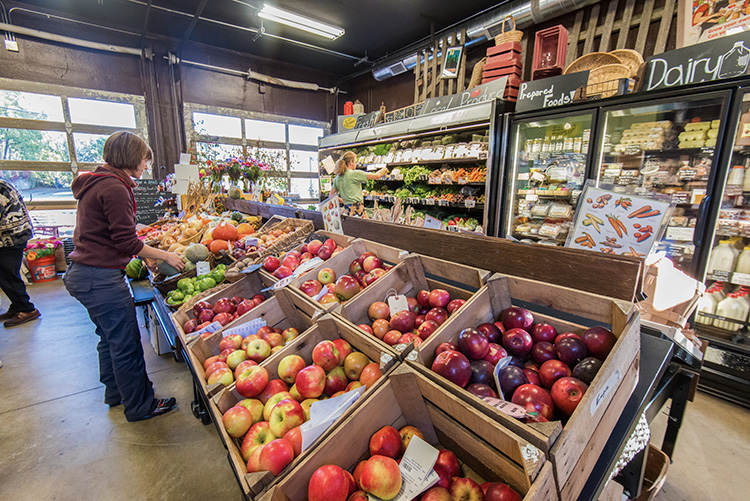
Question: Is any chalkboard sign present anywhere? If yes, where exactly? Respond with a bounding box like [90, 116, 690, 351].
[642, 30, 750, 92]
[516, 71, 590, 113]
[133, 179, 174, 225]
[421, 77, 508, 115]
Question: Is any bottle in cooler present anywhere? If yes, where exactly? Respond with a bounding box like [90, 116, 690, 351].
[737, 246, 750, 274]
[708, 240, 740, 275]
[714, 293, 749, 331]
[696, 288, 718, 325]
[728, 165, 745, 186]
[714, 281, 728, 301]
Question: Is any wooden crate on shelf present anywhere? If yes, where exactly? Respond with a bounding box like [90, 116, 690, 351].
[407, 274, 640, 501]
[261, 364, 558, 501]
[185, 288, 317, 398]
[210, 314, 400, 500]
[338, 254, 488, 359]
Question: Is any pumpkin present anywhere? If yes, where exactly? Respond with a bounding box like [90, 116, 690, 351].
[236, 223, 254, 236]
[212, 220, 238, 241]
[209, 239, 229, 254]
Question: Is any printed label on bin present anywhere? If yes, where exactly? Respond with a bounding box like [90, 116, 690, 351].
[193, 321, 222, 337]
[481, 396, 529, 419]
[387, 294, 410, 315]
[196, 261, 211, 276]
[301, 386, 365, 451]
[590, 368, 621, 416]
[383, 435, 440, 501]
[294, 257, 324, 276]
[223, 318, 266, 338]
[241, 263, 263, 274]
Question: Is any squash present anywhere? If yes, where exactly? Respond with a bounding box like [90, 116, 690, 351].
[185, 243, 210, 263]
[212, 220, 238, 241]
[236, 223, 254, 236]
[209, 239, 229, 254]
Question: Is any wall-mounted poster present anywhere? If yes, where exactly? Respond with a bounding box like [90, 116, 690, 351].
[678, 0, 750, 48]
[442, 46, 463, 78]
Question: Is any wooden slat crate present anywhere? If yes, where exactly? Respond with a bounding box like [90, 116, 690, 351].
[171, 272, 275, 347]
[184, 288, 318, 398]
[261, 364, 558, 501]
[289, 238, 409, 314]
[407, 274, 640, 501]
[338, 254, 488, 359]
[210, 314, 400, 500]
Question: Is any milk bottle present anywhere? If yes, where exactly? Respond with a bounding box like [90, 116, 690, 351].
[696, 288, 718, 325]
[714, 293, 749, 331]
[708, 240, 739, 275]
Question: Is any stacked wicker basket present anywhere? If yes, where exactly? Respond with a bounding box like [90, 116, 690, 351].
[564, 49, 644, 98]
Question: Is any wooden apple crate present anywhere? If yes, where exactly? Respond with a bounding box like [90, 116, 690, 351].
[289, 238, 409, 314]
[171, 272, 276, 348]
[210, 313, 401, 501]
[260, 364, 558, 501]
[406, 274, 640, 501]
[337, 254, 488, 356]
[185, 287, 317, 399]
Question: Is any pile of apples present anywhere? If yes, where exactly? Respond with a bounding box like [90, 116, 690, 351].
[263, 237, 343, 280]
[430, 305, 617, 422]
[306, 425, 522, 501]
[219, 339, 383, 477]
[183, 295, 267, 335]
[202, 325, 303, 387]
[297, 252, 393, 304]
[357, 289, 465, 346]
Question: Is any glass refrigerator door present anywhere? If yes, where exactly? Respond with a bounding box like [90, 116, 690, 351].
[505, 113, 594, 245]
[594, 95, 727, 275]
[700, 90, 750, 340]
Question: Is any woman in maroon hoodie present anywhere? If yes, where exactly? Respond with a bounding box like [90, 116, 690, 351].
[64, 131, 184, 422]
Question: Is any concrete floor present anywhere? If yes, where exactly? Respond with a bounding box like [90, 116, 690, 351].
[1, 279, 749, 500]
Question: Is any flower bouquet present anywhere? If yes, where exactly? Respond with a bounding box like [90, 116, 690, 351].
[25, 238, 62, 262]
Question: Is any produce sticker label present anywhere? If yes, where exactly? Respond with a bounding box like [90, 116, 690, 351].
[566, 183, 672, 259]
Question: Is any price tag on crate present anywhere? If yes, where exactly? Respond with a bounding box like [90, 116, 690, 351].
[241, 263, 263, 274]
[193, 320, 222, 337]
[458, 176, 468, 184]
[389, 436, 440, 501]
[480, 396, 530, 419]
[196, 261, 211, 276]
[224, 317, 266, 338]
[465, 199, 476, 208]
[387, 293, 410, 315]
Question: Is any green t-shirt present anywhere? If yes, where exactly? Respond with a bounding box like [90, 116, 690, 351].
[332, 169, 369, 204]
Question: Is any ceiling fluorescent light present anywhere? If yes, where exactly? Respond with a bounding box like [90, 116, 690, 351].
[258, 4, 344, 40]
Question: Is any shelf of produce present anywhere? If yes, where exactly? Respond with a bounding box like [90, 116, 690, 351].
[365, 196, 484, 211]
[369, 156, 488, 167]
[378, 178, 486, 186]
[405, 274, 640, 501]
[261, 364, 557, 501]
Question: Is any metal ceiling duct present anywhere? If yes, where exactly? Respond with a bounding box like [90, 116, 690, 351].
[372, 0, 600, 81]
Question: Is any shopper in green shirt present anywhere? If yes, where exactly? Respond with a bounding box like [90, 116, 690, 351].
[330, 151, 388, 217]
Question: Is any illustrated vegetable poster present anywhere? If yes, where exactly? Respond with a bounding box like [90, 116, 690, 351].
[566, 185, 672, 258]
[319, 195, 343, 235]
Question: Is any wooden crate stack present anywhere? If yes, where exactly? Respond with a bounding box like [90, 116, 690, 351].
[483, 41, 523, 102]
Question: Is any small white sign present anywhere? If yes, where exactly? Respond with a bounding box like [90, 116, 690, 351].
[321, 156, 336, 175]
[531, 171, 546, 182]
[300, 387, 365, 451]
[480, 396, 529, 419]
[665, 226, 694, 242]
[387, 294, 410, 315]
[590, 368, 621, 416]
[525, 194, 539, 202]
[389, 435, 440, 501]
[193, 320, 222, 337]
[179, 152, 192, 164]
[423, 215, 443, 229]
[196, 261, 211, 276]
[223, 317, 266, 338]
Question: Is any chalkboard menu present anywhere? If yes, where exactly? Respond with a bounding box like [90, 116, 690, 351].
[516, 71, 590, 113]
[133, 179, 174, 225]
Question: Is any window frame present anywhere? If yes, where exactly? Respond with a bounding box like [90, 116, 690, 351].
[184, 103, 328, 205]
[0, 78, 149, 210]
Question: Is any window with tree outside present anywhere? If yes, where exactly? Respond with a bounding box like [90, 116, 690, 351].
[186, 104, 327, 208]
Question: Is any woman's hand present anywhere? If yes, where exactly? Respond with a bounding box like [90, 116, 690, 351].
[163, 252, 186, 271]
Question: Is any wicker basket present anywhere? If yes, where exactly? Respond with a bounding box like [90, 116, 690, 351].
[564, 52, 622, 75]
[494, 16, 523, 45]
[587, 63, 631, 98]
[253, 218, 314, 259]
[468, 57, 487, 89]
[176, 228, 204, 247]
[608, 49, 644, 78]
[150, 253, 218, 295]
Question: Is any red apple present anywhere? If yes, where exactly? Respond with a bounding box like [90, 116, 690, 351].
[273, 266, 294, 279]
[258, 378, 290, 404]
[236, 365, 269, 398]
[319, 293, 341, 305]
[435, 341, 458, 356]
[362, 255, 384, 273]
[368, 301, 390, 320]
[363, 268, 387, 286]
[572, 357, 603, 385]
[502, 328, 533, 359]
[417, 289, 431, 307]
[317, 245, 333, 260]
[467, 383, 497, 398]
[485, 482, 522, 501]
[511, 384, 555, 421]
[450, 477, 483, 501]
[357, 251, 376, 265]
[213, 297, 235, 314]
[206, 367, 233, 386]
[524, 368, 542, 386]
[501, 306, 534, 331]
[334, 275, 361, 301]
[428, 289, 451, 309]
[421, 486, 452, 501]
[477, 322, 502, 344]
[431, 350, 471, 388]
[405, 296, 420, 314]
[458, 327, 490, 360]
[483, 343, 508, 366]
[226, 349, 248, 370]
[246, 338, 272, 363]
[498, 365, 529, 397]
[417, 320, 440, 340]
[539, 359, 572, 389]
[283, 426, 302, 457]
[300, 279, 324, 297]
[307, 239, 323, 256]
[263, 255, 281, 273]
[317, 267, 336, 285]
[531, 341, 558, 365]
[383, 330, 402, 345]
[213, 312, 233, 326]
[369, 425, 401, 458]
[192, 300, 213, 318]
[312, 340, 341, 371]
[551, 376, 588, 416]
[222, 404, 253, 438]
[359, 455, 402, 500]
[530, 322, 558, 344]
[349, 258, 364, 275]
[234, 359, 258, 379]
[332, 339, 352, 364]
[308, 464, 349, 501]
[219, 334, 243, 352]
[359, 362, 382, 388]
[555, 332, 582, 343]
[296, 364, 326, 398]
[198, 308, 215, 323]
[425, 307, 449, 326]
[446, 298, 466, 314]
[282, 327, 301, 343]
[183, 318, 199, 334]
[241, 421, 275, 461]
[371, 319, 390, 339]
[204, 361, 229, 379]
[278, 354, 306, 384]
[236, 299, 256, 316]
[390, 310, 417, 333]
[257, 438, 294, 476]
[358, 324, 374, 335]
[324, 366, 348, 396]
[268, 399, 305, 438]
[581, 326, 617, 360]
[323, 238, 337, 251]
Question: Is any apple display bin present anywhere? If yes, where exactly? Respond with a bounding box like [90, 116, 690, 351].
[171, 271, 276, 347]
[184, 287, 318, 399]
[288, 238, 409, 314]
[405, 274, 641, 501]
[336, 254, 488, 357]
[260, 364, 558, 501]
[210, 314, 400, 501]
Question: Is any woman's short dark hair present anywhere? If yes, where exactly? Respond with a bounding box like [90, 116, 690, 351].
[103, 131, 153, 171]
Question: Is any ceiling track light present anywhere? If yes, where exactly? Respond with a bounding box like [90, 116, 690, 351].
[258, 4, 344, 40]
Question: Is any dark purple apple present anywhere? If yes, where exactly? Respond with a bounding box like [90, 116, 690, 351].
[390, 310, 417, 334]
[431, 350, 472, 388]
[499, 365, 529, 398]
[555, 337, 588, 367]
[580, 326, 617, 360]
[572, 357, 603, 385]
[502, 328, 533, 359]
[458, 328, 490, 360]
[466, 383, 497, 398]
[531, 341, 558, 365]
[508, 356, 524, 368]
[501, 307, 534, 332]
[470, 359, 495, 386]
[530, 322, 557, 344]
[476, 322, 502, 344]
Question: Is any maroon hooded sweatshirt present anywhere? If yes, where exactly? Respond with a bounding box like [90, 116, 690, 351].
[69, 165, 145, 269]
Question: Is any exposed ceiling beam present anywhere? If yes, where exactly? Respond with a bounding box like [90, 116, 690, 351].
[177, 0, 209, 55]
[139, 0, 152, 49]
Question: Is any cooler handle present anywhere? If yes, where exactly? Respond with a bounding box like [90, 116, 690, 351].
[693, 195, 710, 248]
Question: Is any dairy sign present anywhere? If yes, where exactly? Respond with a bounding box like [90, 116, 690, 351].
[643, 30, 750, 92]
[515, 71, 590, 112]
[420, 77, 508, 115]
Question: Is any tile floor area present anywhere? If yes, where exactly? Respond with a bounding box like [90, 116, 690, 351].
[1, 278, 749, 500]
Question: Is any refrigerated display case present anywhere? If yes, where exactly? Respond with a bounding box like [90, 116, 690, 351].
[503, 112, 594, 245]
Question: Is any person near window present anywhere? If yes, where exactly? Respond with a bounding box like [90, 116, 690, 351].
[329, 151, 387, 217]
[63, 131, 184, 422]
[0, 179, 40, 327]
